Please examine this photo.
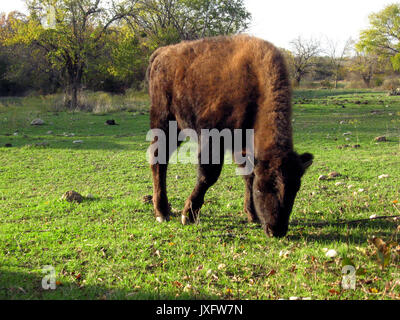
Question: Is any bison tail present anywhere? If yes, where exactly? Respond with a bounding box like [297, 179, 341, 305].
[146, 48, 163, 84]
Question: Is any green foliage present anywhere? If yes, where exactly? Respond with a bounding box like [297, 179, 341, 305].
[1, 0, 137, 106]
[357, 4, 400, 71]
[134, 0, 251, 46]
[105, 27, 148, 85]
[347, 49, 387, 88]
[0, 0, 251, 98]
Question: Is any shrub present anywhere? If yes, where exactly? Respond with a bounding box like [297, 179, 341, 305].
[380, 78, 400, 90]
[344, 81, 368, 89]
[374, 77, 384, 87]
[319, 80, 333, 89]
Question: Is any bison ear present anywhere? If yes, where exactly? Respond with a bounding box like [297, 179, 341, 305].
[300, 153, 313, 171]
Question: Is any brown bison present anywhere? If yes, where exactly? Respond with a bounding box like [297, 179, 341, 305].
[147, 35, 313, 237]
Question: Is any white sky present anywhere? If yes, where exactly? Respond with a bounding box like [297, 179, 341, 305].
[0, 0, 396, 49]
[244, 0, 396, 49]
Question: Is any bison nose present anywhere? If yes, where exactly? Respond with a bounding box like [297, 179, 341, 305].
[264, 224, 288, 238]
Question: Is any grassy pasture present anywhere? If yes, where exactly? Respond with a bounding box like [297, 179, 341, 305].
[0, 89, 399, 300]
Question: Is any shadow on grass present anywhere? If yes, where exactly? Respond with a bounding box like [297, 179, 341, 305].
[0, 138, 131, 151]
[0, 270, 217, 300]
[288, 219, 397, 243]
[198, 214, 397, 244]
[293, 89, 379, 100]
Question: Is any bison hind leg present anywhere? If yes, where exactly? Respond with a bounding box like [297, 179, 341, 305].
[150, 114, 181, 224]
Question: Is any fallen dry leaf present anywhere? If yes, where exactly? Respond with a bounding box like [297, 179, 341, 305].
[267, 269, 277, 277]
[172, 281, 182, 288]
[328, 289, 340, 296]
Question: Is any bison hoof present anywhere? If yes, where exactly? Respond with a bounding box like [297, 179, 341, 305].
[181, 215, 191, 225]
[156, 216, 169, 223]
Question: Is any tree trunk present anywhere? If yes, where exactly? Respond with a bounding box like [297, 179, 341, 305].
[295, 74, 302, 87]
[64, 84, 79, 109]
[334, 71, 339, 89]
[362, 75, 371, 88]
[64, 65, 83, 109]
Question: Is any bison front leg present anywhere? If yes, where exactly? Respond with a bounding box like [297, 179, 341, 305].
[182, 162, 223, 225]
[182, 142, 225, 224]
[242, 173, 260, 223]
[181, 140, 223, 225]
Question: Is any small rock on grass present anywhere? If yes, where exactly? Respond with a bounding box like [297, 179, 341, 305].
[61, 190, 83, 203]
[375, 136, 387, 142]
[142, 195, 153, 204]
[325, 249, 337, 258]
[4, 143, 12, 147]
[378, 174, 389, 179]
[31, 118, 45, 126]
[279, 250, 291, 258]
[318, 175, 328, 181]
[329, 171, 341, 178]
[73, 140, 84, 144]
[35, 142, 49, 147]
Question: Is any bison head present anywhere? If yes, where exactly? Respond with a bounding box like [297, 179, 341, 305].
[252, 152, 313, 237]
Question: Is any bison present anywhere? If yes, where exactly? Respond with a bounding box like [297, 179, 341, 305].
[147, 35, 313, 237]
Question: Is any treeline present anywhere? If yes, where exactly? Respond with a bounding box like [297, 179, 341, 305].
[1, 1, 400, 108]
[0, 0, 251, 107]
[282, 37, 399, 90]
[279, 4, 400, 90]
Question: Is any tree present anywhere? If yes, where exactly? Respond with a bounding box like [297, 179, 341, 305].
[94, 25, 149, 91]
[289, 36, 321, 86]
[357, 4, 400, 71]
[130, 0, 251, 46]
[1, 0, 251, 101]
[326, 38, 352, 88]
[348, 49, 384, 88]
[4, 0, 138, 108]
[1, 11, 61, 95]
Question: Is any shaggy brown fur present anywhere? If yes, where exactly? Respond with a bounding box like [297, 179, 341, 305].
[148, 35, 313, 237]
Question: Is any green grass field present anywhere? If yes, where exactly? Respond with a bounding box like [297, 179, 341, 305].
[0, 89, 399, 300]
